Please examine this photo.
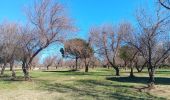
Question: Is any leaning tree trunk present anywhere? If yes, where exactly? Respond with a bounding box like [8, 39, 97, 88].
[1, 63, 6, 75]
[22, 60, 30, 81]
[111, 64, 120, 76]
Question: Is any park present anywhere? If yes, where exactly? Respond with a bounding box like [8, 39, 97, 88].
[0, 0, 169, 100]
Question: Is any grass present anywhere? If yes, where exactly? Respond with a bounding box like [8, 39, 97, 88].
[0, 68, 169, 100]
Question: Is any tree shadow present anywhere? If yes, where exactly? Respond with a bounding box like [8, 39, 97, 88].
[38, 79, 165, 100]
[0, 75, 35, 82]
[42, 70, 113, 77]
[106, 76, 170, 85]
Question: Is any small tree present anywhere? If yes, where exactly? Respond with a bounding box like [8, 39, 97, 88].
[119, 45, 138, 77]
[61, 38, 93, 72]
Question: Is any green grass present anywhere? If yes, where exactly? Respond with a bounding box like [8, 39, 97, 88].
[0, 68, 169, 100]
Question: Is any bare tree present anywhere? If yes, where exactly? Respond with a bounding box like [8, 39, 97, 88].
[21, 0, 74, 80]
[0, 21, 22, 79]
[89, 23, 128, 76]
[127, 7, 170, 86]
[119, 45, 139, 77]
[43, 56, 56, 70]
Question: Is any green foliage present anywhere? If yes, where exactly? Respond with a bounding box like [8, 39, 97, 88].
[64, 38, 94, 59]
[119, 45, 132, 61]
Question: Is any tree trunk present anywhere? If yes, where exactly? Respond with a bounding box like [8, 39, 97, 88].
[47, 65, 49, 70]
[114, 67, 120, 76]
[129, 62, 135, 77]
[148, 67, 155, 83]
[10, 61, 16, 80]
[147, 65, 155, 88]
[1, 63, 6, 75]
[75, 57, 78, 70]
[22, 60, 30, 81]
[85, 65, 88, 72]
[129, 66, 135, 78]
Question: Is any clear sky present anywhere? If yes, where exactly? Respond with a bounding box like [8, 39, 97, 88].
[0, 0, 155, 62]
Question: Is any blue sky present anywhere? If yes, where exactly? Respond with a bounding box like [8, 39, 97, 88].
[0, 0, 155, 62]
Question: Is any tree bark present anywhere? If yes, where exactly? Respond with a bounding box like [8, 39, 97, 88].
[85, 65, 88, 72]
[75, 57, 78, 70]
[114, 66, 120, 76]
[10, 61, 16, 80]
[47, 65, 50, 70]
[129, 64, 135, 78]
[147, 65, 155, 88]
[22, 60, 30, 81]
[1, 63, 6, 75]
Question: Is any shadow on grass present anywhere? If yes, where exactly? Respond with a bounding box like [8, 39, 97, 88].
[38, 79, 165, 100]
[106, 76, 170, 85]
[0, 75, 35, 82]
[42, 70, 113, 77]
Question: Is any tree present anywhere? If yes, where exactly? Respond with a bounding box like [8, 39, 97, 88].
[22, 0, 74, 80]
[62, 38, 94, 72]
[127, 7, 170, 86]
[119, 45, 138, 77]
[89, 23, 128, 76]
[0, 22, 22, 79]
[43, 56, 56, 70]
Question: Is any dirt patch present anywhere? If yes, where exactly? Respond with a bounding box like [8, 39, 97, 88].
[0, 90, 70, 100]
[134, 85, 170, 99]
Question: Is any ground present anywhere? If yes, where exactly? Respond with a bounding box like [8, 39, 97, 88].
[0, 68, 169, 100]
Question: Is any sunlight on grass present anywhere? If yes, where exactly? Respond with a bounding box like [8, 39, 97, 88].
[0, 68, 169, 100]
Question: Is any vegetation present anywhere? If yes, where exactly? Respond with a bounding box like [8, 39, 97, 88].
[0, 0, 169, 99]
[0, 68, 169, 100]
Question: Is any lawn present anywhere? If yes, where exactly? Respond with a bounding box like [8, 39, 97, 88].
[0, 68, 169, 100]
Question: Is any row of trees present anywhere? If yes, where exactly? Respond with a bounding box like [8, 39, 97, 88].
[0, 0, 169, 88]
[0, 0, 74, 80]
[92, 5, 170, 86]
[58, 3, 170, 87]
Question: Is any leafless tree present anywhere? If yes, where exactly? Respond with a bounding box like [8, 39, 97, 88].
[21, 0, 75, 80]
[43, 56, 56, 70]
[0, 21, 22, 79]
[127, 7, 170, 86]
[89, 23, 128, 76]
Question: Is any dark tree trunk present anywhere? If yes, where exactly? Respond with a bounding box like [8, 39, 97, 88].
[147, 64, 155, 88]
[129, 66, 135, 78]
[75, 57, 78, 70]
[1, 63, 6, 75]
[148, 67, 155, 83]
[47, 65, 50, 70]
[85, 65, 88, 72]
[115, 67, 120, 76]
